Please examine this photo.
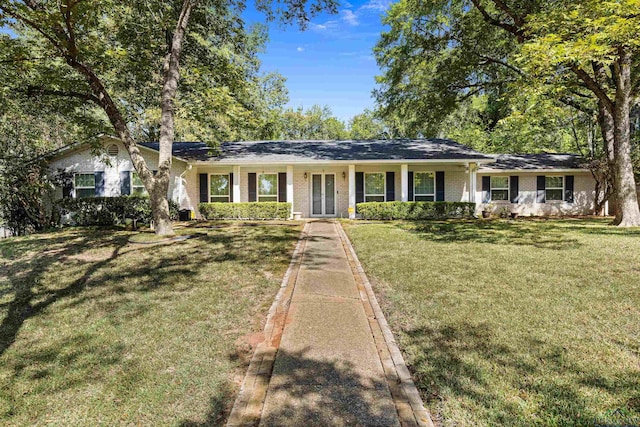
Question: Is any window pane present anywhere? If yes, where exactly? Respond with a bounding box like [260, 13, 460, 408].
[75, 174, 95, 187]
[258, 195, 278, 202]
[77, 188, 94, 198]
[415, 195, 434, 202]
[415, 172, 434, 195]
[365, 173, 384, 195]
[132, 172, 143, 187]
[490, 176, 508, 189]
[546, 176, 563, 189]
[258, 174, 277, 196]
[491, 190, 509, 201]
[546, 189, 563, 201]
[210, 174, 230, 197]
[365, 195, 385, 203]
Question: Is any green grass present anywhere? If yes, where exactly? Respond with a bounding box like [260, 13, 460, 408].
[343, 218, 640, 427]
[0, 221, 302, 426]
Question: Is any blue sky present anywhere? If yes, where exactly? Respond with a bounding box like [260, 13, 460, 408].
[242, 0, 391, 122]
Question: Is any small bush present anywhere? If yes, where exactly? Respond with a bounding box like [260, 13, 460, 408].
[356, 201, 476, 220]
[199, 202, 291, 220]
[56, 196, 179, 226]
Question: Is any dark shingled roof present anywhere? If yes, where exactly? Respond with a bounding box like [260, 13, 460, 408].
[139, 139, 495, 163]
[481, 153, 586, 171]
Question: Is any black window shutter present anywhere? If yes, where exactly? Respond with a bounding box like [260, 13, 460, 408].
[408, 171, 414, 201]
[355, 172, 364, 204]
[229, 173, 234, 202]
[278, 172, 287, 202]
[63, 178, 73, 199]
[120, 171, 131, 196]
[199, 173, 208, 203]
[509, 176, 519, 203]
[436, 171, 445, 201]
[537, 175, 546, 203]
[386, 172, 395, 201]
[94, 171, 105, 197]
[482, 176, 491, 203]
[565, 175, 574, 203]
[248, 172, 257, 202]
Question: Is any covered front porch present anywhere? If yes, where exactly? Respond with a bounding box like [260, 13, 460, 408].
[189, 161, 481, 219]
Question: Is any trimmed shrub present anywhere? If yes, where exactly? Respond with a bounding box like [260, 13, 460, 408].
[356, 201, 476, 220]
[56, 196, 179, 226]
[199, 202, 291, 220]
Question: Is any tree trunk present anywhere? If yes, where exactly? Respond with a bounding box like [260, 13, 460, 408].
[611, 48, 640, 226]
[596, 99, 618, 217]
[150, 186, 174, 236]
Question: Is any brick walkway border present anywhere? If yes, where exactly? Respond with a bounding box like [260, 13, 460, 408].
[226, 222, 309, 427]
[335, 221, 435, 427]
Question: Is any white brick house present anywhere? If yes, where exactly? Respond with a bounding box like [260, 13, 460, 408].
[47, 135, 597, 218]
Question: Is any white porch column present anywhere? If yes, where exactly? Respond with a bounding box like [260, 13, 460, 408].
[400, 164, 409, 202]
[233, 165, 241, 202]
[348, 164, 356, 219]
[286, 165, 294, 218]
[469, 162, 477, 203]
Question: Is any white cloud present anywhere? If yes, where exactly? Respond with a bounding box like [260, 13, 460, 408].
[342, 0, 353, 7]
[297, 47, 304, 52]
[360, 0, 392, 12]
[341, 9, 359, 26]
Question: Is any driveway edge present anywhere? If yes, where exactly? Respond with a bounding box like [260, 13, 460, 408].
[336, 221, 435, 427]
[226, 222, 309, 427]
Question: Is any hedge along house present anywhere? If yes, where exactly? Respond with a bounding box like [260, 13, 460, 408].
[47, 135, 598, 219]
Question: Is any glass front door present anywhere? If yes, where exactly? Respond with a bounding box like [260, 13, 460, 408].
[311, 173, 336, 216]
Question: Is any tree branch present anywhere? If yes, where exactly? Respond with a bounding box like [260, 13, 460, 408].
[571, 65, 614, 114]
[470, 0, 526, 42]
[25, 86, 103, 105]
[490, 0, 525, 27]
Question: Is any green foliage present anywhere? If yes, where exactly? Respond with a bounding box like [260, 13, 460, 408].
[347, 109, 390, 139]
[356, 201, 476, 220]
[278, 105, 347, 140]
[56, 196, 179, 226]
[199, 202, 292, 220]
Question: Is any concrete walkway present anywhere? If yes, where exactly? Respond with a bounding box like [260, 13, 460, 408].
[259, 220, 399, 426]
[227, 220, 433, 427]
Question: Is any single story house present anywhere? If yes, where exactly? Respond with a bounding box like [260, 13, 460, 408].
[48, 135, 598, 219]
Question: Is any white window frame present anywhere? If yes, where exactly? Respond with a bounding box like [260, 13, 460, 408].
[257, 173, 279, 202]
[364, 172, 386, 203]
[545, 176, 565, 202]
[413, 171, 435, 202]
[489, 176, 510, 202]
[74, 172, 95, 199]
[131, 171, 148, 196]
[209, 173, 231, 203]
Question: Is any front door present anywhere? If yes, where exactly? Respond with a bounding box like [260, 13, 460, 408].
[311, 173, 336, 217]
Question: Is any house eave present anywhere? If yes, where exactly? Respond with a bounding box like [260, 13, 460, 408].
[478, 168, 590, 173]
[190, 158, 496, 166]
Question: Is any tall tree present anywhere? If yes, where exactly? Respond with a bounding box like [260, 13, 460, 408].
[375, 0, 640, 226]
[279, 105, 348, 139]
[348, 109, 391, 139]
[0, 0, 335, 235]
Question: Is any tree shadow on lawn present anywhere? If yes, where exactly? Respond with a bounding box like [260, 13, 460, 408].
[397, 220, 586, 250]
[404, 322, 640, 426]
[183, 348, 399, 427]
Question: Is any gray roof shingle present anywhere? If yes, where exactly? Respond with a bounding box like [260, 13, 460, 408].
[139, 139, 495, 163]
[481, 153, 586, 171]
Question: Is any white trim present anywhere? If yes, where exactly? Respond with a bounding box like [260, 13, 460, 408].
[286, 165, 294, 218]
[544, 175, 565, 202]
[412, 171, 435, 202]
[257, 172, 279, 202]
[364, 172, 386, 203]
[348, 165, 356, 219]
[309, 173, 337, 217]
[209, 173, 231, 203]
[400, 164, 409, 202]
[232, 166, 241, 203]
[130, 171, 147, 196]
[489, 175, 509, 202]
[73, 172, 96, 199]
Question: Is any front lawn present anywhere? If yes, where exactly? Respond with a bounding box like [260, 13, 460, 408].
[343, 218, 640, 427]
[0, 222, 302, 426]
